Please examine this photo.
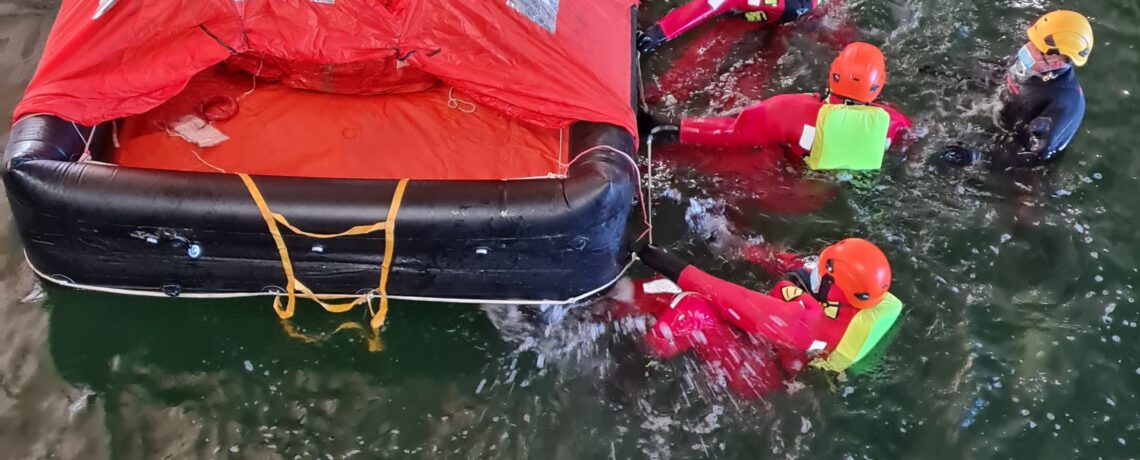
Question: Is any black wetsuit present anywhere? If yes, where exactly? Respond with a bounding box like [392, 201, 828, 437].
[994, 67, 1085, 168]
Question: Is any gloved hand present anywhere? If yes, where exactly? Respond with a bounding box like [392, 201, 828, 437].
[636, 244, 690, 282]
[636, 25, 666, 55]
[1028, 116, 1053, 138]
[1026, 116, 1053, 159]
[939, 143, 982, 167]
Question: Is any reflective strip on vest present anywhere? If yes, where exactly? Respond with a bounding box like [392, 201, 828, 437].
[811, 292, 903, 372]
[806, 104, 891, 171]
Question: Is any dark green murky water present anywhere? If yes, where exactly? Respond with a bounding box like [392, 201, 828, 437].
[2, 0, 1139, 458]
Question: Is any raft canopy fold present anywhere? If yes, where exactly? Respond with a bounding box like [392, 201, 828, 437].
[14, 0, 637, 138]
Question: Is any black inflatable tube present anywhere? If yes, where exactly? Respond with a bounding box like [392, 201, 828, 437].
[3, 110, 638, 301]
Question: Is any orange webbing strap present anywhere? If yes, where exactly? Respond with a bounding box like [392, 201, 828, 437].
[237, 173, 409, 332]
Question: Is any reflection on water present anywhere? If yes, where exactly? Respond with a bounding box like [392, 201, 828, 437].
[2, 0, 1140, 458]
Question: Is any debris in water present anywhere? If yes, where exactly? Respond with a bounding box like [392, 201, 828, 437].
[960, 398, 986, 428]
[1073, 223, 1085, 234]
[1107, 397, 1116, 407]
[801, 417, 812, 434]
[244, 360, 254, 372]
[67, 389, 94, 420]
[20, 284, 45, 304]
[475, 378, 487, 394]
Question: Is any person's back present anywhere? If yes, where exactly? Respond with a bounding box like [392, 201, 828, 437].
[652, 43, 911, 171]
[679, 93, 910, 157]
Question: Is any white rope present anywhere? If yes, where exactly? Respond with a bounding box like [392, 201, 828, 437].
[645, 131, 657, 245]
[568, 144, 652, 242]
[238, 57, 264, 101]
[558, 127, 566, 174]
[26, 251, 636, 306]
[636, 51, 650, 113]
[447, 87, 477, 113]
[644, 125, 678, 245]
[190, 149, 227, 173]
[72, 122, 97, 163]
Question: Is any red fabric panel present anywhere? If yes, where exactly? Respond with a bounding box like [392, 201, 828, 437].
[14, 0, 636, 139]
[15, 0, 242, 125]
[109, 69, 566, 180]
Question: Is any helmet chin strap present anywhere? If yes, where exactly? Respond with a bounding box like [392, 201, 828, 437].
[809, 265, 834, 302]
[820, 89, 867, 106]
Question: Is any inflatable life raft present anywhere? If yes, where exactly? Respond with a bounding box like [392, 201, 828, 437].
[3, 0, 641, 313]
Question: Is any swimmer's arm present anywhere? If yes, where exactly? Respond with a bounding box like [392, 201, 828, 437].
[655, 0, 741, 41]
[1024, 97, 1085, 162]
[878, 104, 913, 152]
[678, 115, 753, 147]
[676, 267, 805, 348]
[638, 245, 806, 348]
[679, 100, 778, 147]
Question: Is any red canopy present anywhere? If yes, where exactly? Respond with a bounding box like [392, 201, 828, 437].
[14, 0, 637, 136]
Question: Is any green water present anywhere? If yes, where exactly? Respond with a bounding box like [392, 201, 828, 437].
[2, 0, 1139, 458]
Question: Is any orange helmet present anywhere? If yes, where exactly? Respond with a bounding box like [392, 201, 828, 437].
[828, 42, 887, 103]
[818, 238, 891, 309]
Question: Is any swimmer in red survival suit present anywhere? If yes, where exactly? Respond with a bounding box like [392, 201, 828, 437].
[646, 42, 912, 172]
[632, 239, 904, 398]
[637, 0, 824, 55]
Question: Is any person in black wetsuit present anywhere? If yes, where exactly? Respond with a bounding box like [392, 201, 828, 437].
[942, 10, 1093, 170]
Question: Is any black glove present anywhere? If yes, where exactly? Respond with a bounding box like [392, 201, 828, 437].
[939, 143, 982, 167]
[637, 110, 680, 143]
[636, 25, 666, 55]
[637, 244, 690, 282]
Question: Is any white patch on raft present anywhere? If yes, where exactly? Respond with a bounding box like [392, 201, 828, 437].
[642, 279, 682, 295]
[168, 115, 228, 148]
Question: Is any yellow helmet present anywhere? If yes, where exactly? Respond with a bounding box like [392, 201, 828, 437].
[1027, 10, 1094, 67]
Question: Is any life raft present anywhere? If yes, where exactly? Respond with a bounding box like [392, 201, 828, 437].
[3, 0, 641, 307]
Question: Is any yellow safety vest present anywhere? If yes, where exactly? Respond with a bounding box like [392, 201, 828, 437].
[806, 104, 891, 171]
[811, 292, 904, 372]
